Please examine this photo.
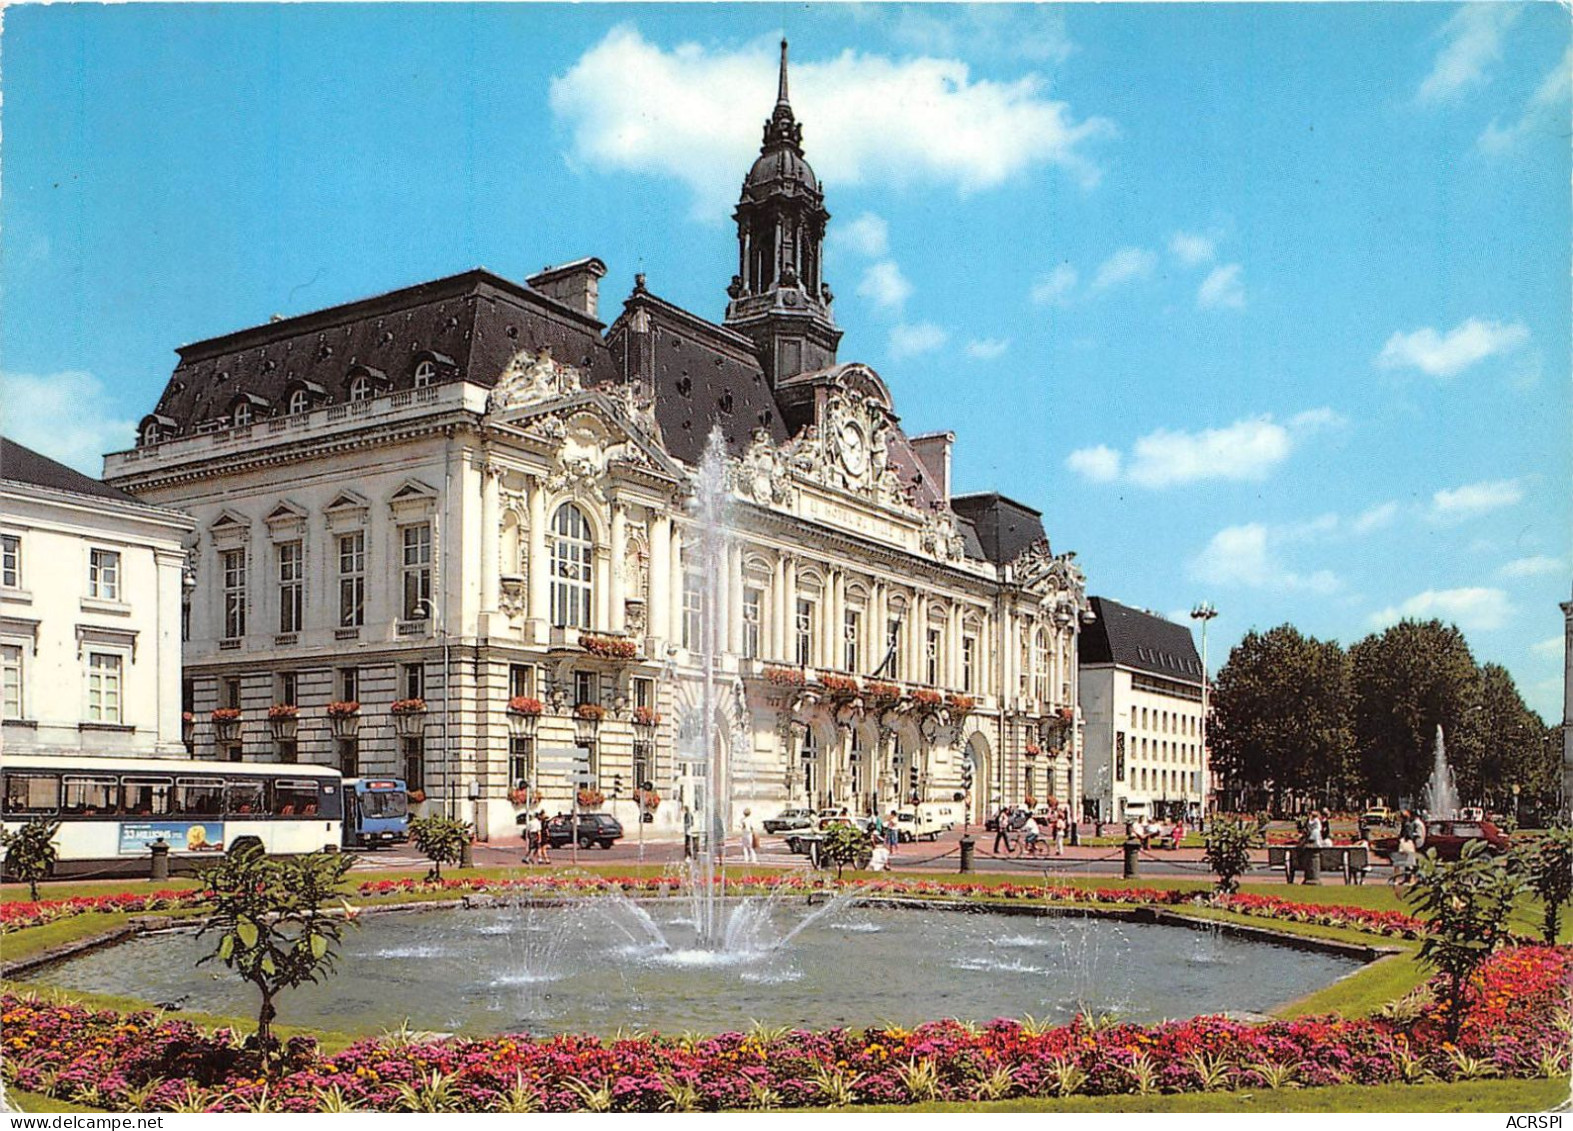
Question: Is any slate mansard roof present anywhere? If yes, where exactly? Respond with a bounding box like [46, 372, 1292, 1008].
[1, 438, 143, 504]
[1079, 596, 1203, 685]
[950, 493, 1048, 566]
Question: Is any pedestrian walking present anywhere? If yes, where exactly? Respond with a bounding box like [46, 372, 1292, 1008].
[739, 807, 759, 864]
[535, 810, 552, 865]
[992, 804, 1013, 854]
[885, 810, 900, 855]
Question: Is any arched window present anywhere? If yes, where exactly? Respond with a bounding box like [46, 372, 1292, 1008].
[232, 402, 253, 428]
[288, 388, 310, 415]
[142, 421, 160, 447]
[413, 359, 436, 388]
[550, 503, 594, 628]
[348, 375, 372, 403]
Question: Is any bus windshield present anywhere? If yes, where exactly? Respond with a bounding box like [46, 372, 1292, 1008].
[359, 789, 408, 819]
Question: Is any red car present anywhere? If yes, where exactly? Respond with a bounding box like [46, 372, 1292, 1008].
[1373, 819, 1510, 861]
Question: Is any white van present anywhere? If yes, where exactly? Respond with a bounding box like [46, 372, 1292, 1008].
[896, 802, 960, 842]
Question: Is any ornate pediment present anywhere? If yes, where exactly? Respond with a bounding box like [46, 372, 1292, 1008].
[1013, 538, 1088, 605]
[486, 346, 584, 414]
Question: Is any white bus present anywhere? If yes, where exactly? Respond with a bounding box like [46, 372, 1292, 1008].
[2, 755, 343, 879]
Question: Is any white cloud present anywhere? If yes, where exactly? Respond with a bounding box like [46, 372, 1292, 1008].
[1189, 524, 1339, 594]
[888, 322, 948, 360]
[1064, 445, 1121, 483]
[1351, 501, 1399, 535]
[888, 5, 1076, 66]
[1030, 263, 1077, 306]
[550, 27, 1115, 219]
[1480, 45, 1573, 153]
[0, 371, 138, 475]
[1197, 263, 1246, 310]
[1498, 555, 1564, 579]
[1431, 478, 1524, 520]
[1370, 588, 1513, 632]
[1417, 5, 1521, 104]
[965, 338, 1010, 360]
[836, 212, 889, 258]
[1066, 410, 1341, 489]
[1531, 635, 1565, 659]
[1091, 246, 1156, 291]
[1376, 317, 1530, 378]
[1168, 231, 1215, 267]
[857, 260, 913, 313]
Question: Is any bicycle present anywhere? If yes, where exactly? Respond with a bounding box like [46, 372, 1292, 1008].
[1008, 834, 1051, 859]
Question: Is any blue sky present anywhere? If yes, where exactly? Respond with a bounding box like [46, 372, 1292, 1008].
[3, 3, 1568, 717]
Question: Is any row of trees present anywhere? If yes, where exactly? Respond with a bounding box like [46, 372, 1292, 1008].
[1211, 619, 1560, 815]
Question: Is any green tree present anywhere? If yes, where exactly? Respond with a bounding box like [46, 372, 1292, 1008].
[409, 815, 471, 880]
[196, 845, 357, 1058]
[1512, 828, 1573, 943]
[816, 823, 872, 879]
[1210, 626, 1354, 811]
[1201, 815, 1265, 893]
[1474, 663, 1556, 811]
[1406, 840, 1524, 1040]
[0, 817, 61, 901]
[1350, 620, 1484, 805]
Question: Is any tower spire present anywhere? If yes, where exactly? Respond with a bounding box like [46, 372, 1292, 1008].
[777, 38, 790, 107]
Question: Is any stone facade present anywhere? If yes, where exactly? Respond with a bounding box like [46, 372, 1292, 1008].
[1, 441, 194, 759]
[102, 50, 1090, 841]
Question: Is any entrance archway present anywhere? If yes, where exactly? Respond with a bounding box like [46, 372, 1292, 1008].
[964, 730, 993, 825]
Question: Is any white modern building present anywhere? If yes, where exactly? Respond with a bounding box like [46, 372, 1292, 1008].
[1, 439, 194, 759]
[102, 49, 1091, 842]
[1078, 596, 1208, 825]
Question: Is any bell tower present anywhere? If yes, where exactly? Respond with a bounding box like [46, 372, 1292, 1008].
[724, 40, 842, 388]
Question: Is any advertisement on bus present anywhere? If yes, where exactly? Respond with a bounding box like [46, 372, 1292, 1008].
[117, 821, 227, 855]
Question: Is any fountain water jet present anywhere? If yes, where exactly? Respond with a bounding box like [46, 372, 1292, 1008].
[1422, 725, 1460, 820]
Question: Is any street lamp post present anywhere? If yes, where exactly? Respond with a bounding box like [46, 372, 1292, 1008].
[413, 599, 453, 821]
[1190, 602, 1218, 825]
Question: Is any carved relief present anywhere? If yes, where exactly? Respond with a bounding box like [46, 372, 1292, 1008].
[486, 346, 583, 413]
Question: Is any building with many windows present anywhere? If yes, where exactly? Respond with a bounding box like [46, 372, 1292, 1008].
[1, 439, 193, 758]
[1078, 596, 1208, 825]
[103, 46, 1090, 840]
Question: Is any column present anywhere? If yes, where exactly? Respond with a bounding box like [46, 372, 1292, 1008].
[610, 503, 627, 634]
[669, 520, 685, 650]
[829, 569, 845, 671]
[872, 581, 888, 674]
[527, 476, 548, 634]
[726, 543, 744, 656]
[909, 593, 927, 682]
[480, 464, 501, 623]
[649, 510, 671, 645]
[782, 557, 798, 664]
[771, 553, 787, 660]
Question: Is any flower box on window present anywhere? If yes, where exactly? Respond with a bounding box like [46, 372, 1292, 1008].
[1024, 743, 1043, 759]
[820, 673, 861, 699]
[181, 712, 196, 745]
[945, 693, 976, 717]
[507, 787, 542, 808]
[910, 688, 944, 710]
[267, 703, 299, 741]
[577, 787, 606, 809]
[1057, 706, 1075, 723]
[507, 696, 543, 738]
[762, 665, 806, 687]
[579, 633, 639, 660]
[326, 700, 360, 739]
[635, 788, 662, 811]
[864, 681, 901, 706]
[631, 705, 661, 731]
[391, 699, 427, 737]
[210, 708, 242, 742]
[574, 703, 607, 722]
[573, 702, 605, 743]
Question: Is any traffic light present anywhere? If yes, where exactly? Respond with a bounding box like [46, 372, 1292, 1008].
[961, 759, 974, 792]
[613, 774, 623, 798]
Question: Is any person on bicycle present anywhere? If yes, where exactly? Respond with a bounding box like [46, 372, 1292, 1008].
[1021, 813, 1043, 853]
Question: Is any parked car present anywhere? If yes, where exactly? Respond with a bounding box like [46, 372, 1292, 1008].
[1361, 807, 1394, 827]
[1372, 819, 1510, 862]
[543, 813, 624, 849]
[763, 807, 815, 834]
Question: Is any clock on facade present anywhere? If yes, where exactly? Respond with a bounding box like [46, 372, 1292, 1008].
[838, 420, 868, 477]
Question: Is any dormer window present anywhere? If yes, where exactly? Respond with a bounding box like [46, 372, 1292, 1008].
[142, 421, 161, 447]
[137, 413, 177, 448]
[345, 366, 388, 404]
[232, 402, 253, 428]
[288, 388, 310, 415]
[413, 359, 436, 388]
[348, 376, 372, 402]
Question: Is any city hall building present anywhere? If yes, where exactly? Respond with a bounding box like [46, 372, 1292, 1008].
[103, 48, 1092, 841]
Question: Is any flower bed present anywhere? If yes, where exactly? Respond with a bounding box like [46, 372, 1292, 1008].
[3, 946, 1566, 1112]
[1, 889, 206, 933]
[1210, 892, 1426, 940]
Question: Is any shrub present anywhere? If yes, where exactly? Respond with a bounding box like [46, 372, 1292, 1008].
[817, 823, 871, 879]
[407, 815, 471, 880]
[1407, 839, 1526, 1040]
[195, 845, 356, 1061]
[1202, 815, 1264, 892]
[1512, 827, 1573, 943]
[0, 817, 60, 901]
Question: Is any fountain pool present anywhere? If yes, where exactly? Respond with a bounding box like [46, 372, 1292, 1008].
[19, 901, 1362, 1037]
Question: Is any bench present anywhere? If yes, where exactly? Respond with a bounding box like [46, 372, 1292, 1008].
[1265, 845, 1370, 885]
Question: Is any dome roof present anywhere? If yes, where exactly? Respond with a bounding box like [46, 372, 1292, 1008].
[743, 145, 818, 199]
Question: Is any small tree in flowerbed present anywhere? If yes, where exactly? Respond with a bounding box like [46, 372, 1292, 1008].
[1407, 839, 1525, 1041]
[1202, 815, 1264, 892]
[817, 823, 872, 879]
[409, 814, 472, 880]
[0, 817, 61, 901]
[195, 843, 356, 1061]
[1511, 827, 1573, 943]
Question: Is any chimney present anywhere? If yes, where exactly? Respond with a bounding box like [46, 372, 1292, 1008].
[527, 257, 608, 320]
[909, 431, 955, 501]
